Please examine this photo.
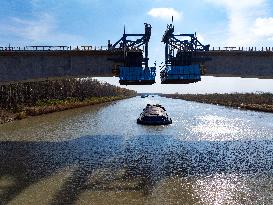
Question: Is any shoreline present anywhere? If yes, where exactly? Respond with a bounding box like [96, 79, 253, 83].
[0, 95, 133, 124]
[161, 93, 273, 113]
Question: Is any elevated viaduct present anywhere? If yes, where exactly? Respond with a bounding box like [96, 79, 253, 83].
[0, 49, 124, 84]
[197, 50, 273, 79]
[0, 48, 273, 84]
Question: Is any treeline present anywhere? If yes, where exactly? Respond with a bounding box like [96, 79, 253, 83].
[0, 78, 136, 110]
[161, 93, 273, 113]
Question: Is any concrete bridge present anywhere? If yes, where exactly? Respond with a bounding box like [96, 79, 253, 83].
[0, 48, 273, 84]
[0, 49, 124, 84]
[197, 50, 273, 79]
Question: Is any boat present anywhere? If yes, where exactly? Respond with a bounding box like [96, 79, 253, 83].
[140, 94, 149, 98]
[137, 104, 172, 125]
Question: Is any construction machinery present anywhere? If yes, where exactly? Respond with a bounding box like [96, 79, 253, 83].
[108, 23, 156, 85]
[160, 22, 210, 84]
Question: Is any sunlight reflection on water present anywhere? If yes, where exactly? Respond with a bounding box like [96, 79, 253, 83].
[0, 96, 273, 204]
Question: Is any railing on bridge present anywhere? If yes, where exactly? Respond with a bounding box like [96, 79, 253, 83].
[209, 46, 273, 52]
[0, 45, 111, 52]
[1, 45, 273, 53]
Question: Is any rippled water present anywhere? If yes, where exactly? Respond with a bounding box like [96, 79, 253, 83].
[0, 96, 273, 204]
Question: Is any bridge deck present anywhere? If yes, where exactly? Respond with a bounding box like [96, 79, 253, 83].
[0, 50, 273, 84]
[0, 50, 124, 84]
[196, 51, 273, 79]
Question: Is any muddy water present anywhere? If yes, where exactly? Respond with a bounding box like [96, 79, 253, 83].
[0, 96, 273, 205]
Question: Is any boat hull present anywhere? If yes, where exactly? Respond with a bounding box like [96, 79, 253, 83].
[137, 118, 172, 125]
[137, 104, 172, 125]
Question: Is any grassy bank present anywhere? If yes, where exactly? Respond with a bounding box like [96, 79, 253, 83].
[161, 93, 273, 113]
[0, 78, 137, 124]
[0, 95, 132, 124]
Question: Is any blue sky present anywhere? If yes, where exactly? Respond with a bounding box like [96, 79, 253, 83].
[0, 0, 273, 93]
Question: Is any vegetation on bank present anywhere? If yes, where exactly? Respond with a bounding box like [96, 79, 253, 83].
[0, 78, 136, 124]
[161, 93, 273, 113]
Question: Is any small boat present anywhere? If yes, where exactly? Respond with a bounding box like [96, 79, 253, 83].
[141, 94, 149, 98]
[137, 104, 172, 125]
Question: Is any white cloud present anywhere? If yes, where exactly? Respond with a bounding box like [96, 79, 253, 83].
[207, 0, 265, 9]
[206, 0, 273, 46]
[30, 0, 41, 7]
[0, 13, 84, 45]
[252, 17, 273, 37]
[148, 8, 182, 21]
[9, 13, 55, 41]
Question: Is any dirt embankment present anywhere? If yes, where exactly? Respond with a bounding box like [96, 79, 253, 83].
[161, 93, 273, 113]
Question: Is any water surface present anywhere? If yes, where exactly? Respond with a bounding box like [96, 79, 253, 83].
[0, 96, 273, 204]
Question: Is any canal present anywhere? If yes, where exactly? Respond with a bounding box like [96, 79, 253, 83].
[0, 96, 273, 204]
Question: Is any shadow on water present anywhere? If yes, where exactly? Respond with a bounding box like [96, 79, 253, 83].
[1, 135, 273, 204]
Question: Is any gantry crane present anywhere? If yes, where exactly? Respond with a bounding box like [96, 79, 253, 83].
[161, 22, 210, 84]
[108, 23, 156, 85]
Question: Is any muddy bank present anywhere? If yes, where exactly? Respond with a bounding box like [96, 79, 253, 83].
[161, 93, 273, 113]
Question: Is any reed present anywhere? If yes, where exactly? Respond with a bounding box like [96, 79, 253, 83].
[0, 78, 136, 124]
[161, 93, 273, 113]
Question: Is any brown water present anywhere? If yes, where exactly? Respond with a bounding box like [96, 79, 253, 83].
[0, 96, 273, 205]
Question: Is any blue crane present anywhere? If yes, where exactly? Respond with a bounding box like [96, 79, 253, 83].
[161, 23, 210, 84]
[108, 23, 156, 85]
